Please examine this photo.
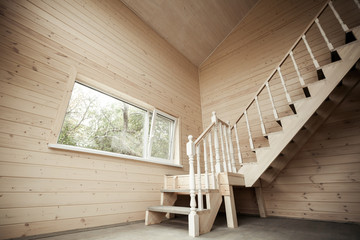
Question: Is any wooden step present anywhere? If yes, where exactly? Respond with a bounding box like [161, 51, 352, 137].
[306, 80, 326, 96]
[161, 189, 218, 194]
[147, 206, 192, 215]
[279, 114, 299, 130]
[146, 191, 223, 237]
[147, 205, 210, 215]
[352, 26, 360, 39]
[266, 131, 283, 147]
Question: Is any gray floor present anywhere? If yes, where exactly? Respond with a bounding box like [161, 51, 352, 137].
[28, 214, 360, 240]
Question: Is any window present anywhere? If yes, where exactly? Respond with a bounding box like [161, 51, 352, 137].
[57, 82, 177, 162]
[148, 111, 176, 160]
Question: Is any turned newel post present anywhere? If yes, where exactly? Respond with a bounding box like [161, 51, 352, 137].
[187, 135, 199, 237]
[211, 112, 222, 173]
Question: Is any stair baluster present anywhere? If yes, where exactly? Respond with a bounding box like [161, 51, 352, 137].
[302, 35, 320, 69]
[186, 135, 199, 237]
[244, 109, 255, 151]
[223, 123, 233, 172]
[203, 139, 210, 189]
[328, 1, 349, 32]
[218, 122, 228, 172]
[196, 144, 203, 210]
[211, 112, 222, 173]
[227, 122, 237, 172]
[255, 95, 266, 136]
[234, 123, 243, 166]
[265, 82, 279, 120]
[315, 18, 334, 51]
[289, 51, 306, 87]
[278, 67, 293, 106]
[207, 132, 216, 188]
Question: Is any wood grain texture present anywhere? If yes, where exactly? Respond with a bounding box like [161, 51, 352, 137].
[198, 0, 360, 218]
[199, 0, 360, 164]
[121, 0, 259, 66]
[0, 0, 201, 238]
[263, 83, 360, 223]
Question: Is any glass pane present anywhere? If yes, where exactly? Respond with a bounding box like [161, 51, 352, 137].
[58, 83, 145, 157]
[151, 114, 174, 159]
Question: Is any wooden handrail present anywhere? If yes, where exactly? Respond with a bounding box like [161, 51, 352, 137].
[194, 116, 229, 146]
[232, 0, 331, 128]
[194, 122, 215, 145]
[217, 118, 230, 128]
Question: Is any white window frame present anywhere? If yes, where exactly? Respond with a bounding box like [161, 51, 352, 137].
[48, 71, 182, 168]
[147, 109, 177, 162]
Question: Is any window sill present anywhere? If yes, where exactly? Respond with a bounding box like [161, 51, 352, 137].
[48, 144, 183, 168]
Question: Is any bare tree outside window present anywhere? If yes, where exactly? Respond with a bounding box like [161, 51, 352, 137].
[58, 82, 176, 161]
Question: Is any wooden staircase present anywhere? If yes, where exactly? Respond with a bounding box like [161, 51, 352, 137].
[240, 30, 360, 187]
[146, 189, 222, 235]
[145, 0, 360, 237]
[145, 172, 245, 236]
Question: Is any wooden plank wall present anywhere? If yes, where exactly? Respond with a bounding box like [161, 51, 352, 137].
[234, 187, 259, 215]
[0, 0, 202, 238]
[200, 0, 326, 125]
[199, 0, 360, 217]
[199, 0, 360, 165]
[263, 83, 360, 222]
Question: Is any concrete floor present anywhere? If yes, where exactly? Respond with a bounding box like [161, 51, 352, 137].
[28, 214, 360, 240]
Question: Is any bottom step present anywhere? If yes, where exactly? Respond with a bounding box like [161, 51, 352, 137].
[147, 205, 209, 215]
[147, 206, 191, 215]
[146, 191, 223, 236]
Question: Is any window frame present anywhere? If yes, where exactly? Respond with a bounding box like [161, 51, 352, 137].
[48, 71, 182, 168]
[147, 109, 177, 162]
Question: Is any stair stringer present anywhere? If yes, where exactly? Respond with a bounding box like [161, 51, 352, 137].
[199, 191, 222, 234]
[145, 191, 178, 225]
[260, 68, 360, 186]
[240, 37, 360, 187]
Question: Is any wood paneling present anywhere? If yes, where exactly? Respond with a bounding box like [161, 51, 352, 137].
[0, 0, 201, 238]
[121, 0, 259, 66]
[198, 0, 360, 219]
[263, 83, 360, 223]
[233, 187, 259, 215]
[199, 0, 360, 164]
[199, 0, 327, 164]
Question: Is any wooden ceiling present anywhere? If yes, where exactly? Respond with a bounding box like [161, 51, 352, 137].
[121, 0, 259, 66]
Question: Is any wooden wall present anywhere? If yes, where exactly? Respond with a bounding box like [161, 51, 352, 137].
[263, 82, 360, 222]
[199, 0, 326, 126]
[234, 187, 259, 215]
[0, 0, 201, 239]
[199, 0, 360, 220]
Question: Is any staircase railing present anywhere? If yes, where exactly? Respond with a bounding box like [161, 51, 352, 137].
[187, 112, 233, 210]
[230, 0, 357, 164]
[186, 0, 358, 219]
[186, 112, 233, 236]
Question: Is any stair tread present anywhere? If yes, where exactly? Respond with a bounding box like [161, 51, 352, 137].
[148, 206, 191, 215]
[278, 113, 299, 122]
[333, 36, 359, 53]
[266, 130, 283, 137]
[161, 189, 218, 193]
[302, 79, 326, 93]
[147, 205, 207, 215]
[291, 96, 308, 105]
